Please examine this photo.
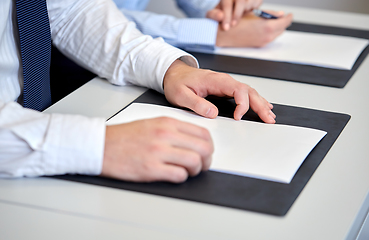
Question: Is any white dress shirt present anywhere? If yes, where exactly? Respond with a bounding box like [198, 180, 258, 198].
[0, 0, 197, 178]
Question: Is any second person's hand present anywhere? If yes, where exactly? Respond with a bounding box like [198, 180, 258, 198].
[216, 10, 293, 48]
[206, 0, 263, 30]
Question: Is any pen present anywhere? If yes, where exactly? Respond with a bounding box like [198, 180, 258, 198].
[253, 9, 279, 19]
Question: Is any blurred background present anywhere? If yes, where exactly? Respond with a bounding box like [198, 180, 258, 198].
[51, 0, 369, 103]
[146, 0, 369, 17]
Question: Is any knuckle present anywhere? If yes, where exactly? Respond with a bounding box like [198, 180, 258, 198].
[202, 140, 214, 156]
[238, 83, 249, 93]
[186, 153, 202, 169]
[147, 143, 164, 156]
[200, 127, 212, 141]
[206, 141, 214, 155]
[248, 86, 256, 95]
[153, 128, 171, 140]
[204, 69, 218, 79]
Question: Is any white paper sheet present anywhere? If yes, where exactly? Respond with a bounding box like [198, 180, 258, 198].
[107, 103, 327, 184]
[188, 31, 369, 70]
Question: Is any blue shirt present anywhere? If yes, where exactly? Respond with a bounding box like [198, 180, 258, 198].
[114, 0, 220, 50]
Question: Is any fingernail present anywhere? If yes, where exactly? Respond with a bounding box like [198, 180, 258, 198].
[269, 114, 276, 123]
[224, 23, 230, 31]
[269, 110, 276, 118]
[206, 107, 216, 118]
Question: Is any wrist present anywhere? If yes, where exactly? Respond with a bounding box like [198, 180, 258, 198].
[163, 59, 189, 90]
[216, 26, 230, 47]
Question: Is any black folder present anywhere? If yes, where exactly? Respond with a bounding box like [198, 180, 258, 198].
[52, 90, 350, 216]
[188, 22, 369, 88]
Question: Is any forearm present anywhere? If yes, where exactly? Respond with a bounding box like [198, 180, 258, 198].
[0, 100, 105, 178]
[121, 9, 218, 50]
[47, 0, 197, 93]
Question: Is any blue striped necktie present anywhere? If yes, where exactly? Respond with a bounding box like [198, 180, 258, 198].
[16, 0, 52, 111]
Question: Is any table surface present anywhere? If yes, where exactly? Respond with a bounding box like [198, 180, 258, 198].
[1, 4, 369, 240]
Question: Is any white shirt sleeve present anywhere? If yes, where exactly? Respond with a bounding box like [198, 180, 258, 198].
[0, 0, 199, 178]
[0, 100, 105, 178]
[47, 0, 198, 93]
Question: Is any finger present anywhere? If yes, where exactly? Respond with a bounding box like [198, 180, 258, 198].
[283, 13, 294, 27]
[172, 130, 213, 160]
[269, 110, 276, 119]
[254, 0, 263, 9]
[150, 163, 189, 183]
[175, 86, 219, 119]
[221, 0, 234, 31]
[248, 89, 276, 124]
[206, 8, 224, 22]
[161, 120, 214, 171]
[163, 148, 204, 176]
[232, 0, 245, 26]
[261, 14, 292, 45]
[263, 9, 285, 17]
[233, 85, 250, 120]
[170, 140, 213, 172]
[218, 84, 275, 123]
[174, 119, 213, 141]
[269, 13, 293, 31]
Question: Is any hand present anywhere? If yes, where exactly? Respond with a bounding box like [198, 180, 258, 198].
[163, 60, 276, 123]
[101, 117, 213, 183]
[216, 11, 293, 48]
[206, 0, 263, 31]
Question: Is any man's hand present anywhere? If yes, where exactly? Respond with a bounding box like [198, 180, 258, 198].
[101, 59, 275, 184]
[216, 11, 293, 48]
[206, 0, 263, 31]
[163, 60, 276, 123]
[101, 117, 213, 183]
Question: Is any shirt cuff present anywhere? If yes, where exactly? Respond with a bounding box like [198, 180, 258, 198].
[177, 18, 218, 51]
[134, 39, 198, 94]
[43, 113, 106, 176]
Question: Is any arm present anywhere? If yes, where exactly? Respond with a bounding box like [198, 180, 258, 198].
[0, 100, 105, 178]
[47, 0, 275, 183]
[0, 0, 206, 180]
[47, 0, 197, 93]
[2, 0, 274, 183]
[119, 8, 218, 50]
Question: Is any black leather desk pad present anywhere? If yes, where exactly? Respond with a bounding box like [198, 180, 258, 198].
[188, 22, 369, 88]
[52, 90, 350, 216]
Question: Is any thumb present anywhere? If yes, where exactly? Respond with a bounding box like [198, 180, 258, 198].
[206, 9, 224, 22]
[176, 87, 219, 119]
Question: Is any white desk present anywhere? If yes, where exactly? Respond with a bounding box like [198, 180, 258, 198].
[1, 4, 369, 240]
